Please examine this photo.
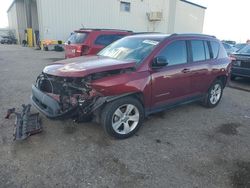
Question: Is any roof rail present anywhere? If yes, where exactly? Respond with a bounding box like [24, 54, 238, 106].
[170, 33, 216, 38]
[132, 32, 162, 35]
[79, 28, 133, 32]
[170, 33, 178, 37]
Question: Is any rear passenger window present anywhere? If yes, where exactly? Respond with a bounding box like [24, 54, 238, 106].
[158, 40, 187, 66]
[94, 35, 125, 46]
[191, 40, 206, 62]
[210, 41, 220, 59]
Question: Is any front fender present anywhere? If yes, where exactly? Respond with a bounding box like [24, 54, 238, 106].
[90, 71, 151, 107]
[91, 92, 138, 113]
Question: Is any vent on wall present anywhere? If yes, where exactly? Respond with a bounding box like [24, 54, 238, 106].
[147, 12, 163, 21]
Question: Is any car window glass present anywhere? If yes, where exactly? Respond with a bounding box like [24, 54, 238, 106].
[95, 34, 125, 46]
[204, 41, 210, 59]
[98, 37, 161, 64]
[210, 41, 220, 59]
[67, 32, 88, 44]
[191, 40, 206, 62]
[223, 43, 231, 49]
[237, 45, 250, 54]
[158, 40, 187, 66]
[218, 44, 228, 58]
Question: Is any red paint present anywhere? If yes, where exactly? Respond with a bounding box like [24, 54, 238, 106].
[43, 56, 135, 77]
[44, 34, 231, 110]
[64, 29, 131, 58]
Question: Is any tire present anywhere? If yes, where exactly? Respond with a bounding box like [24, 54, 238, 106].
[101, 96, 144, 139]
[202, 80, 223, 108]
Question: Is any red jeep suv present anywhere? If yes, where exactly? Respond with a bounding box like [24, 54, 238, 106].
[64, 28, 132, 58]
[32, 34, 230, 139]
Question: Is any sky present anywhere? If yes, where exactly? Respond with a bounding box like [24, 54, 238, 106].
[192, 0, 250, 42]
[0, 0, 249, 42]
[0, 0, 12, 28]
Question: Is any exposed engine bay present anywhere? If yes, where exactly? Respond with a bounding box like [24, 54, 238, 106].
[36, 73, 96, 114]
[32, 68, 133, 121]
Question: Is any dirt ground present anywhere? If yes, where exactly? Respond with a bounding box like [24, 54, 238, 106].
[0, 45, 250, 188]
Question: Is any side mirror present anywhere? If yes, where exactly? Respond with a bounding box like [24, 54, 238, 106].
[67, 41, 71, 45]
[152, 56, 168, 68]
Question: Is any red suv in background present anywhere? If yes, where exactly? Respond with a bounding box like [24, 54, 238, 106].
[32, 34, 230, 139]
[64, 28, 132, 58]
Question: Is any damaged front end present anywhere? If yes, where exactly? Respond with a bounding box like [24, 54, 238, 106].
[31, 73, 107, 121]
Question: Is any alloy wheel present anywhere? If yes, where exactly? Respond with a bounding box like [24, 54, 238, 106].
[112, 104, 140, 135]
[209, 83, 222, 105]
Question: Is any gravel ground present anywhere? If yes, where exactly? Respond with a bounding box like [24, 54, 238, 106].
[0, 45, 250, 188]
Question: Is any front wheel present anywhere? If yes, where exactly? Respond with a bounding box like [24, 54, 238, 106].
[101, 97, 144, 139]
[202, 80, 223, 108]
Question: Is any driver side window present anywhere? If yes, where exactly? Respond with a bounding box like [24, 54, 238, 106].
[158, 40, 187, 66]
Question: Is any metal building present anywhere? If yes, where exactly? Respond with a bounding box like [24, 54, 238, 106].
[7, 0, 206, 45]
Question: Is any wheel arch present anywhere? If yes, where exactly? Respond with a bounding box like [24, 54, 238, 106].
[215, 75, 228, 88]
[103, 92, 143, 104]
[93, 92, 145, 123]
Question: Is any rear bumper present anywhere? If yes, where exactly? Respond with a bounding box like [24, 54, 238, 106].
[31, 85, 76, 118]
[231, 67, 250, 78]
[65, 50, 81, 59]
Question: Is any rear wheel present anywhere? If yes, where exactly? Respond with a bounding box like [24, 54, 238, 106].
[202, 80, 223, 108]
[101, 97, 144, 139]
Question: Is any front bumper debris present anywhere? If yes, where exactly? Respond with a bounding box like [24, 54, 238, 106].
[31, 84, 77, 118]
[31, 73, 134, 121]
[31, 84, 109, 120]
[5, 104, 43, 140]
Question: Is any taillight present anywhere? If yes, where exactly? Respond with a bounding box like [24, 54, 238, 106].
[75, 45, 90, 55]
[76, 46, 82, 54]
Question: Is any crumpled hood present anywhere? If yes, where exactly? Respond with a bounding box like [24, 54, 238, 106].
[43, 56, 136, 77]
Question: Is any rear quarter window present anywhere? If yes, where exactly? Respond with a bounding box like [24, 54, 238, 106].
[219, 43, 228, 58]
[210, 41, 220, 59]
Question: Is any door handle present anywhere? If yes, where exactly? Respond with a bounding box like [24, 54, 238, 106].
[181, 68, 190, 73]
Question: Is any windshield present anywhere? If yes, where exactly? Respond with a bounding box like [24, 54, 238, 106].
[67, 32, 88, 44]
[98, 37, 160, 63]
[237, 45, 250, 54]
[234, 43, 246, 51]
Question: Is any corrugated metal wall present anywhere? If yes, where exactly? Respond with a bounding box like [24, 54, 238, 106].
[31, 0, 39, 31]
[8, 0, 28, 43]
[16, 0, 27, 43]
[36, 0, 170, 41]
[8, 4, 19, 41]
[8, 0, 205, 43]
[174, 0, 205, 33]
